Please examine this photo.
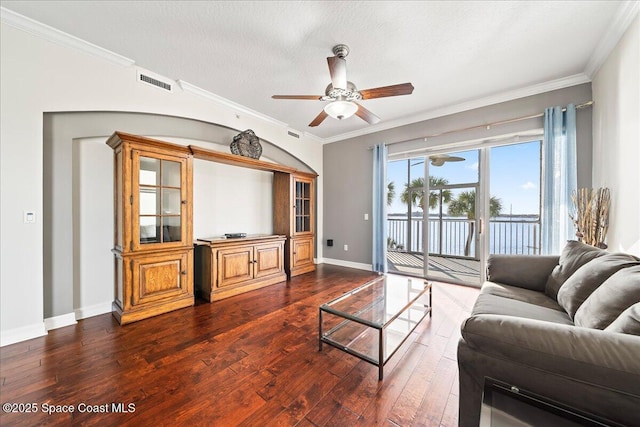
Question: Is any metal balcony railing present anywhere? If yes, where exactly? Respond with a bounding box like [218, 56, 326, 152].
[387, 216, 540, 258]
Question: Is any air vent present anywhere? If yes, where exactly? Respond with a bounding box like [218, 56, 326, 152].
[137, 70, 173, 92]
[287, 130, 300, 139]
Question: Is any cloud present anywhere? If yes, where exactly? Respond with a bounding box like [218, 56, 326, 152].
[521, 181, 536, 190]
[466, 162, 479, 171]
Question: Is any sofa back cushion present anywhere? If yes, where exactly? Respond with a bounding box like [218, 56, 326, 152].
[557, 254, 640, 319]
[545, 241, 606, 300]
[605, 303, 640, 336]
[574, 266, 640, 329]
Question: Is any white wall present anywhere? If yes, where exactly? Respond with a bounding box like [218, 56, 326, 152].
[73, 138, 115, 318]
[193, 159, 274, 238]
[592, 15, 640, 256]
[0, 19, 323, 345]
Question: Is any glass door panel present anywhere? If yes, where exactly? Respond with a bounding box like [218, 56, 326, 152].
[139, 188, 159, 215]
[294, 179, 312, 233]
[140, 157, 160, 185]
[425, 149, 481, 286]
[488, 141, 542, 256]
[162, 188, 181, 214]
[161, 159, 181, 187]
[385, 158, 425, 277]
[140, 216, 159, 243]
[163, 216, 182, 242]
[138, 155, 183, 245]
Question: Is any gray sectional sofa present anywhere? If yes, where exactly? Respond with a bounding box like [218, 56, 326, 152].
[457, 241, 640, 427]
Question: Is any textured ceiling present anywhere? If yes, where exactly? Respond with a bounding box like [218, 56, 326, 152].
[1, 1, 627, 141]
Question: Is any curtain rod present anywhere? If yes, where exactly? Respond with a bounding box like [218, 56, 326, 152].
[380, 101, 593, 148]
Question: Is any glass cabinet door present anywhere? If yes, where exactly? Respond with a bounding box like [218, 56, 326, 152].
[294, 177, 312, 234]
[138, 155, 184, 245]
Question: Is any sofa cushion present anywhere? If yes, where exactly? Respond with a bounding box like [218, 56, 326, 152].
[471, 292, 573, 325]
[605, 303, 640, 336]
[545, 241, 606, 301]
[487, 255, 559, 292]
[557, 254, 640, 319]
[481, 282, 564, 311]
[575, 266, 640, 329]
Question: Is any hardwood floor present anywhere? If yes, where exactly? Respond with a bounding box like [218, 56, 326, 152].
[0, 264, 478, 426]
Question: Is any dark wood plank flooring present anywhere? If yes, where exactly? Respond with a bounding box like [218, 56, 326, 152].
[0, 264, 478, 426]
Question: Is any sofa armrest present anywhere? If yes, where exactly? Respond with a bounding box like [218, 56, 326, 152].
[487, 255, 559, 291]
[461, 314, 640, 395]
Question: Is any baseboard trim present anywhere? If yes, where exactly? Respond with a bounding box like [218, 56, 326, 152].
[0, 322, 47, 347]
[319, 258, 373, 271]
[44, 312, 77, 331]
[75, 301, 112, 320]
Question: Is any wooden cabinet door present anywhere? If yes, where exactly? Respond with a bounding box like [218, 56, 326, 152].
[292, 175, 314, 236]
[291, 237, 314, 269]
[131, 251, 191, 306]
[131, 149, 191, 252]
[254, 242, 284, 279]
[217, 246, 254, 287]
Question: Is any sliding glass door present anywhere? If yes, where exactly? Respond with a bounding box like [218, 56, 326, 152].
[386, 139, 542, 287]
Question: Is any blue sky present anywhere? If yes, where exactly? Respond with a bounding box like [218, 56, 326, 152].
[387, 140, 541, 216]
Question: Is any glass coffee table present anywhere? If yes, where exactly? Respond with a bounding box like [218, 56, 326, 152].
[319, 274, 432, 380]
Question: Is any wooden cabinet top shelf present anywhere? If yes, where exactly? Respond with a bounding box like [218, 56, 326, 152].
[106, 132, 317, 178]
[196, 234, 286, 247]
[189, 146, 317, 178]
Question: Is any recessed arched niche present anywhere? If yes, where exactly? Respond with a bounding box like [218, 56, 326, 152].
[43, 111, 316, 327]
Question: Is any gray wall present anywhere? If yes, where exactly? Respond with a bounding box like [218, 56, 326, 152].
[323, 83, 593, 266]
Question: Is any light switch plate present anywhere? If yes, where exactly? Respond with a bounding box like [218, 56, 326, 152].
[24, 211, 36, 223]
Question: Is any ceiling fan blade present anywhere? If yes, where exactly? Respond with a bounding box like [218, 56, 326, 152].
[327, 56, 347, 90]
[429, 154, 465, 163]
[354, 102, 381, 125]
[309, 110, 329, 127]
[359, 83, 414, 100]
[272, 95, 323, 100]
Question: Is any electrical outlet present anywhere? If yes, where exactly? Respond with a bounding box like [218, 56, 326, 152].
[364, 213, 369, 220]
[344, 244, 348, 251]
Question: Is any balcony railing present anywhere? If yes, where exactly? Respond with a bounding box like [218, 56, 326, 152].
[387, 216, 540, 258]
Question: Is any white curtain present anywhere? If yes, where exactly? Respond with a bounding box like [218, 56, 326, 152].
[372, 144, 388, 273]
[542, 104, 577, 254]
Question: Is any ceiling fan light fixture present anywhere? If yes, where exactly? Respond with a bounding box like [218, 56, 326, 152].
[324, 100, 358, 120]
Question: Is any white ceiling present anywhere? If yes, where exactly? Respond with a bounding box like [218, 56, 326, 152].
[0, 1, 632, 142]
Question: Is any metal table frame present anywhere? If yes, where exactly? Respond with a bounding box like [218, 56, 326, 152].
[318, 276, 432, 380]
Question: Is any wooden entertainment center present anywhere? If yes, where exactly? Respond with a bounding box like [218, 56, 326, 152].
[107, 132, 317, 324]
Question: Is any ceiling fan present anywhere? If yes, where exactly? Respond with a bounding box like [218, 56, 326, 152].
[429, 154, 465, 167]
[272, 44, 414, 127]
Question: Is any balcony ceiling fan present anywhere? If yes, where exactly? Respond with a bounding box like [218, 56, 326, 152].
[272, 44, 414, 127]
[429, 154, 465, 167]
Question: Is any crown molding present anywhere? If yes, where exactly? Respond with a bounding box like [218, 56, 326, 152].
[177, 79, 290, 129]
[0, 6, 319, 143]
[178, 80, 327, 144]
[584, 1, 640, 78]
[1, 7, 135, 67]
[322, 73, 591, 144]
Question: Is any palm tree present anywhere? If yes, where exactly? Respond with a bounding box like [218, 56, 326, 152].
[448, 190, 502, 256]
[400, 177, 452, 210]
[387, 181, 395, 206]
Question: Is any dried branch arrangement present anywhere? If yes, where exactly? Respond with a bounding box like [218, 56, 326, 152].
[570, 187, 611, 249]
